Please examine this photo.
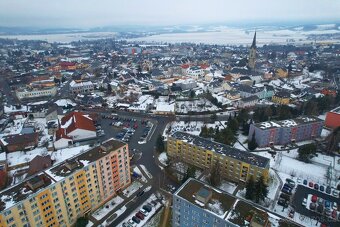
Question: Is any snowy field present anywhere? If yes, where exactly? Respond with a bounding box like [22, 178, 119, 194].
[92, 196, 124, 220]
[175, 99, 220, 114]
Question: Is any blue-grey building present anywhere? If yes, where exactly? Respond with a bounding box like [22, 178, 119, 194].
[248, 116, 324, 147]
[173, 178, 298, 227]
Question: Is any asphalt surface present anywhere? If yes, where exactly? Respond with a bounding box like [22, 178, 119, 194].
[84, 110, 175, 227]
[292, 185, 340, 226]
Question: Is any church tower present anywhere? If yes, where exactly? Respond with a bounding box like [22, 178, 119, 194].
[248, 31, 256, 70]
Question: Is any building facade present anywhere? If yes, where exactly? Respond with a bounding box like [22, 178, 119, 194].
[16, 87, 57, 100]
[272, 91, 290, 105]
[69, 80, 94, 95]
[249, 116, 324, 147]
[0, 139, 130, 227]
[173, 178, 298, 227]
[167, 132, 270, 184]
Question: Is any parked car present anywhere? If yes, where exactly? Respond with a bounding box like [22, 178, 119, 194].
[127, 219, 137, 227]
[302, 198, 307, 206]
[311, 195, 318, 203]
[136, 212, 145, 220]
[332, 210, 337, 219]
[325, 200, 331, 209]
[310, 202, 316, 210]
[325, 208, 332, 216]
[280, 193, 290, 201]
[286, 178, 296, 186]
[326, 186, 332, 194]
[314, 184, 319, 190]
[303, 179, 308, 185]
[333, 202, 337, 210]
[143, 204, 152, 212]
[317, 197, 323, 205]
[137, 190, 145, 197]
[297, 178, 302, 183]
[332, 190, 339, 198]
[132, 216, 141, 224]
[282, 188, 292, 195]
[278, 198, 289, 207]
[288, 210, 295, 218]
[309, 182, 314, 188]
[284, 183, 293, 189]
[140, 208, 149, 217]
[317, 204, 324, 214]
[319, 185, 325, 192]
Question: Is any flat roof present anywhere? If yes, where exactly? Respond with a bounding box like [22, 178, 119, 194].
[170, 132, 269, 168]
[175, 178, 300, 227]
[254, 116, 323, 130]
[0, 173, 53, 212]
[47, 139, 126, 181]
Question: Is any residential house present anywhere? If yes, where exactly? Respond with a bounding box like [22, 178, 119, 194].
[0, 133, 39, 153]
[272, 90, 290, 105]
[234, 95, 258, 108]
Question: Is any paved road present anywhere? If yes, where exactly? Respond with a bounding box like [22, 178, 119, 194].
[292, 185, 340, 226]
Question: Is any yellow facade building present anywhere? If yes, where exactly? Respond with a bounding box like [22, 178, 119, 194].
[167, 132, 270, 184]
[0, 139, 130, 227]
[272, 91, 290, 105]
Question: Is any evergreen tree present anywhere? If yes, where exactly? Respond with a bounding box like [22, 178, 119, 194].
[209, 161, 221, 187]
[107, 83, 112, 94]
[156, 135, 165, 153]
[254, 175, 268, 203]
[182, 166, 196, 183]
[245, 177, 255, 200]
[298, 143, 317, 163]
[248, 132, 258, 151]
[227, 118, 239, 133]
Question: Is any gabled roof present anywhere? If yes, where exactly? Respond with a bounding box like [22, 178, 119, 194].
[60, 111, 96, 135]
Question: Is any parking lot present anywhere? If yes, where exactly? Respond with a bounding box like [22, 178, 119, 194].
[292, 184, 340, 226]
[98, 114, 155, 153]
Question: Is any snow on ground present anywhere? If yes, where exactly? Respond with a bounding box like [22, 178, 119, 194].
[1, 118, 26, 135]
[218, 180, 237, 194]
[140, 165, 153, 179]
[172, 162, 188, 174]
[92, 196, 124, 220]
[163, 120, 227, 138]
[50, 145, 90, 163]
[267, 169, 280, 201]
[6, 147, 48, 167]
[122, 181, 143, 198]
[86, 220, 94, 227]
[133, 166, 148, 183]
[321, 128, 331, 138]
[102, 206, 127, 226]
[117, 194, 163, 227]
[4, 105, 30, 113]
[54, 99, 76, 107]
[158, 152, 168, 166]
[27, 101, 48, 105]
[194, 169, 202, 179]
[175, 99, 220, 114]
[143, 207, 163, 227]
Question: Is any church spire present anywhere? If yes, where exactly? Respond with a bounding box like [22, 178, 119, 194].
[251, 31, 256, 49]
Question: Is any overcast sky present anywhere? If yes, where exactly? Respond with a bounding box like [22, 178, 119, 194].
[0, 0, 339, 28]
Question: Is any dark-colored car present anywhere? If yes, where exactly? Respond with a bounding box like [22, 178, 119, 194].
[277, 198, 289, 207]
[303, 179, 308, 185]
[143, 204, 152, 212]
[309, 202, 316, 210]
[283, 183, 293, 189]
[320, 185, 325, 192]
[132, 216, 141, 224]
[280, 193, 290, 201]
[314, 184, 319, 190]
[326, 186, 331, 194]
[137, 190, 145, 197]
[282, 188, 292, 195]
[136, 212, 145, 220]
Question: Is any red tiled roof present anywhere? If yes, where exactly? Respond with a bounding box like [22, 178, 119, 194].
[59, 62, 76, 67]
[55, 128, 72, 140]
[60, 111, 96, 135]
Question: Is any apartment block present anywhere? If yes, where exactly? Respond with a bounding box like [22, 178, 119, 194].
[173, 178, 299, 227]
[249, 116, 323, 147]
[0, 138, 130, 227]
[167, 132, 270, 184]
[69, 80, 94, 95]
